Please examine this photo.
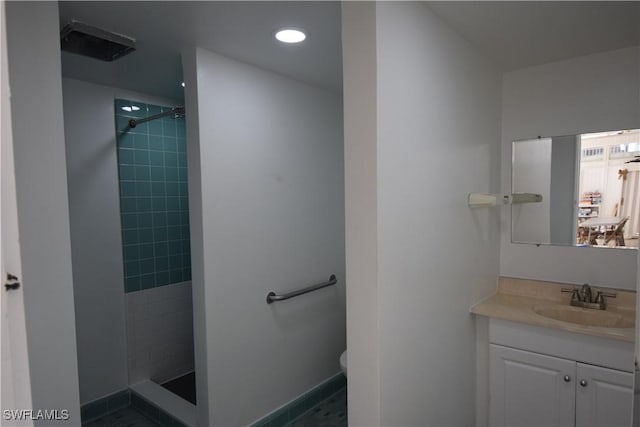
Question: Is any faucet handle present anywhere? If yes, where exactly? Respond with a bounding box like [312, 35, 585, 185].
[594, 291, 616, 309]
[595, 291, 616, 302]
[561, 287, 580, 300]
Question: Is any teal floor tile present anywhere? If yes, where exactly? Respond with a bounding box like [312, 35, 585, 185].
[82, 406, 158, 427]
[287, 388, 347, 427]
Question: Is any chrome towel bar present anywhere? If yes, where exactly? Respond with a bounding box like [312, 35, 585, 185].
[266, 274, 337, 304]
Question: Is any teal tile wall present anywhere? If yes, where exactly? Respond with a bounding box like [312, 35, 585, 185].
[115, 99, 191, 293]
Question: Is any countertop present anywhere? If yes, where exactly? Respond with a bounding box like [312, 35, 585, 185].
[471, 277, 636, 342]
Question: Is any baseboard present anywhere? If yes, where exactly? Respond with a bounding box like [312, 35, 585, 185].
[249, 372, 347, 427]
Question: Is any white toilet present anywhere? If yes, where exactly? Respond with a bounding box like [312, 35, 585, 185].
[340, 350, 347, 377]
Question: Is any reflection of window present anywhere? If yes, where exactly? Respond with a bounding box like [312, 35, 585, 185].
[581, 146, 604, 161]
[610, 143, 640, 158]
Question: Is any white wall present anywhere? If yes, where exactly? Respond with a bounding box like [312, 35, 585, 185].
[550, 135, 579, 246]
[376, 3, 501, 425]
[501, 46, 640, 290]
[342, 3, 502, 425]
[181, 48, 210, 424]
[62, 77, 188, 403]
[183, 48, 346, 426]
[1, 0, 34, 418]
[341, 3, 380, 425]
[125, 282, 194, 385]
[511, 134, 579, 246]
[63, 78, 128, 404]
[512, 138, 552, 244]
[5, 2, 81, 424]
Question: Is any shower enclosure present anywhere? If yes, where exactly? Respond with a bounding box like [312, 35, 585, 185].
[114, 99, 197, 413]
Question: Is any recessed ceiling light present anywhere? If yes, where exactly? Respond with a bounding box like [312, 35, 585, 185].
[181, 82, 185, 88]
[121, 105, 140, 112]
[275, 28, 306, 44]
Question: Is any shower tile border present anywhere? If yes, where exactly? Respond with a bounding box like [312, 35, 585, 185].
[249, 372, 347, 427]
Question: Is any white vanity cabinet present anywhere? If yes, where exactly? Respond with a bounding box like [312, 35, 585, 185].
[488, 319, 634, 427]
[575, 363, 634, 427]
[490, 344, 575, 427]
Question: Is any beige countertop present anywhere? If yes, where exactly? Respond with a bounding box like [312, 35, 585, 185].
[471, 277, 636, 342]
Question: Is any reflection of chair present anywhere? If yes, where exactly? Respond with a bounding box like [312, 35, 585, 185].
[577, 225, 603, 245]
[605, 217, 629, 247]
[588, 229, 604, 245]
[577, 226, 589, 244]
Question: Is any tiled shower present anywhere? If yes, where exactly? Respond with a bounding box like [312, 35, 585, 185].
[115, 99, 195, 393]
[62, 77, 199, 425]
[64, 36, 346, 425]
[115, 99, 191, 291]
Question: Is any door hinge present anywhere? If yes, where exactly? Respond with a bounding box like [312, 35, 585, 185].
[5, 273, 20, 291]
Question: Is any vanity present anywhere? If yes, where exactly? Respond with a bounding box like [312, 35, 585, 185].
[471, 125, 640, 426]
[472, 277, 636, 427]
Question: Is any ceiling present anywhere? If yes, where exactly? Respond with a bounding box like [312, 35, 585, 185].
[58, 1, 343, 100]
[426, 1, 640, 71]
[59, 2, 640, 101]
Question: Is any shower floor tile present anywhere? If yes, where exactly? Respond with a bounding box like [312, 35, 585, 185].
[161, 371, 196, 405]
[83, 406, 159, 427]
[287, 388, 347, 427]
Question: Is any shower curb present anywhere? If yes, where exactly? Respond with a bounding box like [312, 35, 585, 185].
[130, 380, 195, 427]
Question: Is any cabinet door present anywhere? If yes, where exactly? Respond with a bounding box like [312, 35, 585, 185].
[490, 344, 575, 427]
[575, 363, 633, 427]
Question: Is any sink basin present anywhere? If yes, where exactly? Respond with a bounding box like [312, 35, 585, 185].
[533, 305, 634, 328]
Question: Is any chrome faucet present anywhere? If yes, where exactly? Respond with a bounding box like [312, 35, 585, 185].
[561, 284, 616, 310]
[579, 284, 592, 304]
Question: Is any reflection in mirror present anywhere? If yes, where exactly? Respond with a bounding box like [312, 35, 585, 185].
[512, 129, 639, 248]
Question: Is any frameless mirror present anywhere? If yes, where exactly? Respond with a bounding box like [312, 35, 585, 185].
[512, 129, 639, 248]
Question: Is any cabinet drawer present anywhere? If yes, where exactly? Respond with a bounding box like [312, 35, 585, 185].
[489, 319, 634, 372]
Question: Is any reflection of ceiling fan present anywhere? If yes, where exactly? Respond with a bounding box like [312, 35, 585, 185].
[625, 156, 640, 164]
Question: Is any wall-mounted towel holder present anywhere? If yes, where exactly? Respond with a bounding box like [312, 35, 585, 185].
[468, 193, 542, 208]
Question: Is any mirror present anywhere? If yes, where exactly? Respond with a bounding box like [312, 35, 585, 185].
[512, 129, 639, 248]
